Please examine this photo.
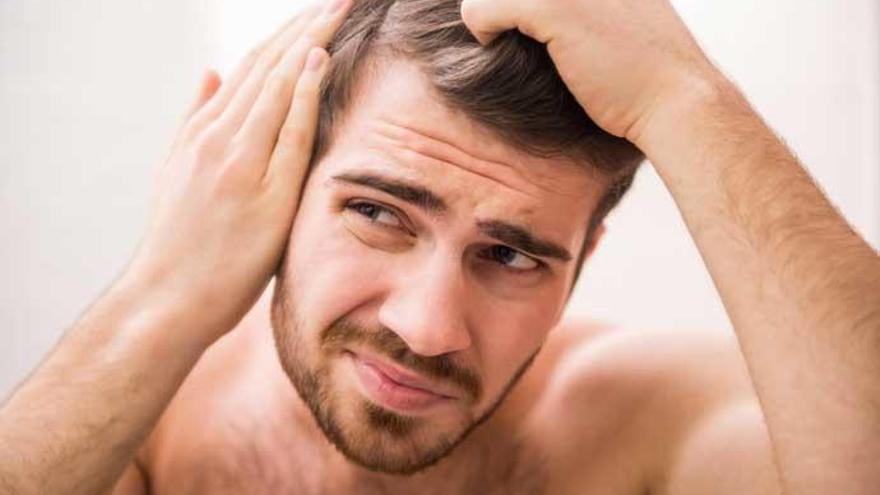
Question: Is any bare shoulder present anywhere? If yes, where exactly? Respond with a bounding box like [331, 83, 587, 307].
[134, 324, 264, 489]
[134, 296, 299, 492]
[537, 318, 757, 413]
[551, 320, 757, 405]
[526, 319, 779, 494]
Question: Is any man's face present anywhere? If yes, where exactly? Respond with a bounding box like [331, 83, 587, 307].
[271, 60, 601, 474]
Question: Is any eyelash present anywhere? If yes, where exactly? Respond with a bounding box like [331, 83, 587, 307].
[345, 200, 410, 232]
[479, 245, 545, 272]
[344, 200, 545, 273]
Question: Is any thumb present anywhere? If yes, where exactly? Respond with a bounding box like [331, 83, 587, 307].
[163, 69, 223, 180]
[460, 0, 540, 45]
[184, 68, 222, 121]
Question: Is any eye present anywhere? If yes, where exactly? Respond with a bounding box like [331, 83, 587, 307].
[483, 245, 541, 271]
[345, 201, 405, 230]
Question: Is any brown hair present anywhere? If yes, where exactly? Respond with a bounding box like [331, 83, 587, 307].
[314, 0, 644, 275]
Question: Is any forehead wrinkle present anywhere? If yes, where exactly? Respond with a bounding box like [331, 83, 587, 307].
[370, 119, 545, 199]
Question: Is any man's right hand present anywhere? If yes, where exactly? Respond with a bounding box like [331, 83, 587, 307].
[122, 0, 350, 346]
[0, 3, 354, 495]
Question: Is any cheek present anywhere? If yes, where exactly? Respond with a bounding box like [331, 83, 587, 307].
[283, 197, 392, 333]
[468, 295, 561, 402]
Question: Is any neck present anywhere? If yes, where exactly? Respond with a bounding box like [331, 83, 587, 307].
[253, 327, 527, 492]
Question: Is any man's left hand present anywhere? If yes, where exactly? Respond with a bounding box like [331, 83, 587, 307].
[460, 0, 720, 143]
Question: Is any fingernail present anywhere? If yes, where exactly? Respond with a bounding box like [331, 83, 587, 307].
[324, 0, 345, 15]
[305, 48, 325, 71]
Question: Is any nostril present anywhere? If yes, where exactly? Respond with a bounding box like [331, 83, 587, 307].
[378, 275, 471, 356]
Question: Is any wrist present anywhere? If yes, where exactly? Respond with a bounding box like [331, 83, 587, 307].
[628, 70, 750, 169]
[107, 266, 221, 354]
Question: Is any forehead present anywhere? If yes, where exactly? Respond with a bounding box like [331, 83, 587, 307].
[316, 59, 603, 242]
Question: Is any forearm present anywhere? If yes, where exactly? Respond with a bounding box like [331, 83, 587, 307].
[0, 275, 211, 494]
[0, 4, 345, 492]
[635, 76, 880, 494]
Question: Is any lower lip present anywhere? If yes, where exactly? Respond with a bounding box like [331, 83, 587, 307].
[347, 352, 450, 413]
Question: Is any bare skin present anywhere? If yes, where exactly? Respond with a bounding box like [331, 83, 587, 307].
[0, 4, 352, 494]
[460, 0, 880, 492]
[127, 295, 779, 495]
[119, 59, 781, 495]
[1, 0, 878, 494]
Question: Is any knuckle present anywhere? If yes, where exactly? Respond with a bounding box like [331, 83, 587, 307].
[265, 72, 294, 94]
[303, 3, 321, 18]
[185, 124, 228, 168]
[294, 34, 317, 54]
[213, 165, 251, 196]
[302, 4, 324, 24]
[245, 44, 263, 62]
[253, 53, 277, 75]
[294, 75, 321, 98]
[184, 107, 216, 135]
[177, 119, 203, 146]
[277, 123, 306, 148]
[459, 0, 483, 28]
[214, 148, 261, 188]
[296, 29, 319, 48]
[296, 5, 322, 30]
[240, 44, 264, 70]
[194, 123, 226, 151]
[253, 43, 284, 72]
[303, 20, 324, 41]
[223, 143, 258, 169]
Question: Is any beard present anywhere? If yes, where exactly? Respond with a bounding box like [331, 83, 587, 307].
[270, 274, 541, 476]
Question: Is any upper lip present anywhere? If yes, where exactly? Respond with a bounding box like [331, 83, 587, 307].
[349, 349, 460, 399]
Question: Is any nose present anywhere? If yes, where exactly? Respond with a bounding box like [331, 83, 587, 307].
[378, 253, 473, 357]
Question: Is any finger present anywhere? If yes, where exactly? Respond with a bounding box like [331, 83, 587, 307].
[188, 10, 312, 129]
[460, 0, 538, 45]
[218, 0, 350, 135]
[214, 4, 325, 134]
[170, 69, 222, 151]
[234, 0, 351, 157]
[184, 69, 222, 120]
[233, 41, 315, 159]
[263, 47, 328, 191]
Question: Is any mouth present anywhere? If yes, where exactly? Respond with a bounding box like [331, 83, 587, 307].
[344, 350, 457, 414]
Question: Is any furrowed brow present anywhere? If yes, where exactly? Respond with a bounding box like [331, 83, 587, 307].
[332, 172, 448, 215]
[478, 219, 572, 262]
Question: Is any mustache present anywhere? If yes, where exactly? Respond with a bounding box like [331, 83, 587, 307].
[321, 318, 483, 403]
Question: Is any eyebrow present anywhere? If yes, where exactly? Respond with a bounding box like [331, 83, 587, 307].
[478, 220, 572, 262]
[333, 172, 448, 214]
[332, 171, 572, 263]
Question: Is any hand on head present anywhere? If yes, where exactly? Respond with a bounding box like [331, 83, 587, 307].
[460, 0, 720, 142]
[124, 1, 354, 345]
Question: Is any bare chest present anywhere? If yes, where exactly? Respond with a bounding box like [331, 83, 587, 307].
[149, 427, 551, 495]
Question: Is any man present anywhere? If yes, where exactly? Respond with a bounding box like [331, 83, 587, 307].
[1, 0, 877, 494]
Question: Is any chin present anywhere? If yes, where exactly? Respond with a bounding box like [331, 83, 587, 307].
[269, 281, 537, 475]
[288, 351, 481, 475]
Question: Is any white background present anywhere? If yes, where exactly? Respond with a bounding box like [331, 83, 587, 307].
[1, 0, 877, 396]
